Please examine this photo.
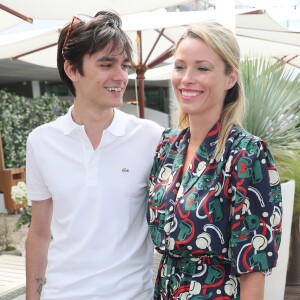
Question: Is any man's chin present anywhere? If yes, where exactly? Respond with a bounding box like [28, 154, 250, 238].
[115, 100, 123, 108]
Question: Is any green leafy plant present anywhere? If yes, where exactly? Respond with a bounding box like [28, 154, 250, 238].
[241, 57, 300, 155]
[0, 90, 29, 168]
[14, 206, 32, 231]
[240, 56, 300, 217]
[0, 90, 72, 168]
[10, 181, 32, 231]
[0, 90, 71, 230]
[0, 216, 16, 252]
[278, 154, 300, 218]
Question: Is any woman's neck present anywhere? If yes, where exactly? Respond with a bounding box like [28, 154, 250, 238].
[188, 115, 219, 147]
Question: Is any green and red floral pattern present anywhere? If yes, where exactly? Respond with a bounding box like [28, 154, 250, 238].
[147, 121, 282, 299]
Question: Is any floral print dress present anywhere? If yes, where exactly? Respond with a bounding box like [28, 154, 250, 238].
[147, 122, 282, 300]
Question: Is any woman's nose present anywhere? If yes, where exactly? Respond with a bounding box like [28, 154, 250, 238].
[181, 68, 196, 84]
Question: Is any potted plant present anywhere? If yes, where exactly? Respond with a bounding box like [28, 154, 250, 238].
[240, 56, 300, 297]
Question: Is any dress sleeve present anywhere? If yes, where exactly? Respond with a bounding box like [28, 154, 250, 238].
[229, 137, 282, 276]
[149, 127, 174, 179]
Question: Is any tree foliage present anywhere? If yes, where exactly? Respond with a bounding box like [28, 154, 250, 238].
[0, 90, 72, 168]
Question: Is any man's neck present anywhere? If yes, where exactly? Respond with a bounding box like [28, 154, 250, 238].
[71, 103, 115, 149]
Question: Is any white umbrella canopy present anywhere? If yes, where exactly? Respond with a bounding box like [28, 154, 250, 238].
[0, 8, 257, 117]
[129, 64, 174, 81]
[1, 9, 243, 62]
[0, 7, 31, 31]
[0, 0, 190, 29]
[2, 9, 299, 66]
[0, 3, 34, 31]
[1, 9, 299, 116]
[235, 12, 300, 68]
[130, 10, 300, 79]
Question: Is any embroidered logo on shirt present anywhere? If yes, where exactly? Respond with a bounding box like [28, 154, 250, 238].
[122, 168, 129, 173]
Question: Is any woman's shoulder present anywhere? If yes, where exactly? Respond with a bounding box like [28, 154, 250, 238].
[156, 127, 186, 154]
[159, 127, 183, 144]
[229, 125, 266, 152]
[162, 127, 181, 137]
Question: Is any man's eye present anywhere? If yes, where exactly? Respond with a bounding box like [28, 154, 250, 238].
[122, 64, 131, 70]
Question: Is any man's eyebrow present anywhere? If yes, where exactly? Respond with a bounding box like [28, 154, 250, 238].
[97, 56, 130, 63]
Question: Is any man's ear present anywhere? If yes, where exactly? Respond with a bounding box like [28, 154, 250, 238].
[64, 60, 79, 82]
[226, 69, 238, 90]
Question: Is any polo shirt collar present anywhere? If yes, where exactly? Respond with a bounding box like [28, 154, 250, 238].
[105, 108, 127, 137]
[62, 106, 127, 137]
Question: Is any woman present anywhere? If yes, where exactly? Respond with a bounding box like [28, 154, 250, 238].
[147, 22, 282, 300]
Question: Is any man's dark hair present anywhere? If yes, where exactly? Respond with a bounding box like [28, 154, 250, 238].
[57, 11, 133, 96]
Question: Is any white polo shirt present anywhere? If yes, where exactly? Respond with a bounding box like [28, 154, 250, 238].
[26, 107, 164, 300]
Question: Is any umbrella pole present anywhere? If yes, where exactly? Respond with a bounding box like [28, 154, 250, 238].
[0, 4, 33, 23]
[136, 67, 146, 119]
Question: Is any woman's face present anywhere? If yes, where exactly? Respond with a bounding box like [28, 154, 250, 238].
[172, 37, 237, 120]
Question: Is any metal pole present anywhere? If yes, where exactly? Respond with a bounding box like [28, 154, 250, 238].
[0, 4, 33, 23]
[136, 67, 146, 118]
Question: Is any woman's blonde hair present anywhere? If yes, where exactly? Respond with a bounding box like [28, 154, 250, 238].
[173, 22, 246, 158]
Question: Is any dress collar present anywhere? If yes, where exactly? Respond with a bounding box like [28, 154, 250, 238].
[175, 121, 221, 198]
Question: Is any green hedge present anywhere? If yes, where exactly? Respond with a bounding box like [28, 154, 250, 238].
[0, 90, 72, 168]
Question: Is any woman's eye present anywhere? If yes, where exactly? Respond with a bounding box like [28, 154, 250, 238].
[197, 66, 209, 71]
[174, 65, 184, 70]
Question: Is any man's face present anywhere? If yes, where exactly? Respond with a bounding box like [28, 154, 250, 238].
[73, 45, 131, 110]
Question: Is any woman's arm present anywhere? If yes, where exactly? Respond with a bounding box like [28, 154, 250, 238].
[26, 199, 53, 300]
[240, 272, 265, 300]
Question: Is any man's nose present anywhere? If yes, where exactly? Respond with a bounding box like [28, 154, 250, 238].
[112, 65, 128, 81]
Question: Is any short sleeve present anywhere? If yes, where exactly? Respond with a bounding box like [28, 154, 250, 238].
[229, 138, 282, 275]
[149, 128, 176, 179]
[26, 133, 52, 201]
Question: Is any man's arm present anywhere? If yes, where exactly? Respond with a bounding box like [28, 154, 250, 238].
[240, 272, 265, 300]
[26, 199, 53, 300]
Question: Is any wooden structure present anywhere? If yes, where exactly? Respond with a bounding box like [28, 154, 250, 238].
[0, 132, 26, 213]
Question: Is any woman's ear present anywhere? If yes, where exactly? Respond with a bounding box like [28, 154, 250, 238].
[64, 60, 79, 83]
[226, 69, 238, 90]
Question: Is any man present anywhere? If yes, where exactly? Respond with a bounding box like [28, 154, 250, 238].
[26, 11, 163, 300]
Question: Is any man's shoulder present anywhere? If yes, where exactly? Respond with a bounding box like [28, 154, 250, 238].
[28, 115, 64, 140]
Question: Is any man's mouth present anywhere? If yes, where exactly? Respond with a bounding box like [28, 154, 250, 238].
[106, 87, 122, 92]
